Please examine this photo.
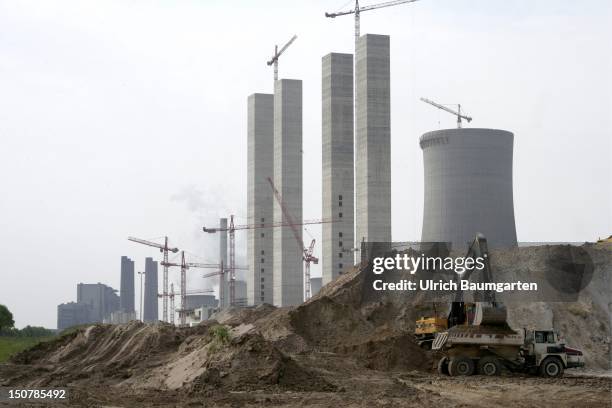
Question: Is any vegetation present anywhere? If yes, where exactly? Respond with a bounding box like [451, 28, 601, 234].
[209, 325, 230, 344]
[0, 305, 57, 362]
[0, 336, 54, 362]
[208, 325, 231, 353]
[0, 305, 14, 332]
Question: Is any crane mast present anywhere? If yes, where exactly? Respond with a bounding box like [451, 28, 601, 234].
[162, 252, 245, 325]
[266, 34, 297, 81]
[203, 216, 334, 305]
[266, 177, 319, 301]
[325, 0, 419, 49]
[127, 236, 178, 323]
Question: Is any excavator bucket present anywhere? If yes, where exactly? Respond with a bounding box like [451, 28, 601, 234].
[474, 304, 508, 326]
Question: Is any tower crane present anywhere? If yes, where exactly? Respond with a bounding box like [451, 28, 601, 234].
[159, 288, 215, 325]
[420, 97, 472, 128]
[266, 177, 319, 301]
[161, 251, 235, 326]
[325, 0, 419, 49]
[128, 236, 179, 323]
[266, 34, 297, 81]
[203, 216, 334, 305]
[201, 264, 248, 308]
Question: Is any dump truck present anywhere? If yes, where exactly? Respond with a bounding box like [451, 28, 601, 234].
[433, 324, 584, 377]
[418, 234, 584, 377]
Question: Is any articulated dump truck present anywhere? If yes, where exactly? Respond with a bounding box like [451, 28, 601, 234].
[425, 234, 584, 377]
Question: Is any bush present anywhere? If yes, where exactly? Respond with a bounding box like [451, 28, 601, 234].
[209, 325, 230, 344]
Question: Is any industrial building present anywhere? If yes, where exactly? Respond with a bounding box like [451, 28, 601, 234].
[58, 282, 120, 329]
[273, 79, 303, 306]
[186, 294, 218, 310]
[355, 34, 391, 247]
[120, 256, 135, 313]
[77, 283, 120, 322]
[420, 128, 517, 249]
[143, 257, 158, 322]
[322, 52, 354, 285]
[246, 96, 275, 306]
[57, 302, 92, 330]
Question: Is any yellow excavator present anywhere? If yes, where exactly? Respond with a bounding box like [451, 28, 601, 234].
[414, 234, 503, 348]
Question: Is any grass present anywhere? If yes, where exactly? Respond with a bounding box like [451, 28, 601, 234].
[0, 336, 54, 362]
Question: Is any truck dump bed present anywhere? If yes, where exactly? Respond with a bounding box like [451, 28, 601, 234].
[432, 325, 523, 350]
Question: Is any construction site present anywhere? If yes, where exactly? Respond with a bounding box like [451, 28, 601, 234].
[0, 0, 610, 407]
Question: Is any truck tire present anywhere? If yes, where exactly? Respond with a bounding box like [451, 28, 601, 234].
[477, 356, 501, 376]
[539, 357, 564, 378]
[448, 356, 475, 376]
[437, 357, 449, 375]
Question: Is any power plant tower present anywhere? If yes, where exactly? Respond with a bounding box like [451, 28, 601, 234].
[322, 52, 354, 284]
[247, 94, 275, 306]
[143, 257, 158, 322]
[420, 128, 518, 249]
[119, 256, 135, 312]
[273, 79, 303, 306]
[355, 34, 391, 248]
[218, 217, 229, 307]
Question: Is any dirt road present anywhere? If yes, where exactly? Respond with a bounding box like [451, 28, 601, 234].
[1, 361, 609, 407]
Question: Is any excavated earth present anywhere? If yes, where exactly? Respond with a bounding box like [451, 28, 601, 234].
[0, 243, 610, 407]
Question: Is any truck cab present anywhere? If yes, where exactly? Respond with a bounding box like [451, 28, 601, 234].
[522, 330, 585, 377]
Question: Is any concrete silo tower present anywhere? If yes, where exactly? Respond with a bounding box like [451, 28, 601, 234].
[420, 128, 518, 249]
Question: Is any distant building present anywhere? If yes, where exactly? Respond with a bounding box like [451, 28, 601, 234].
[234, 280, 247, 307]
[105, 310, 137, 324]
[143, 257, 158, 322]
[57, 302, 92, 330]
[310, 277, 322, 296]
[77, 283, 120, 322]
[184, 306, 216, 326]
[186, 294, 218, 310]
[120, 256, 135, 312]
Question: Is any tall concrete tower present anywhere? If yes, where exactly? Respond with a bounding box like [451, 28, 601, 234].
[273, 79, 303, 306]
[119, 256, 135, 312]
[143, 257, 158, 322]
[322, 52, 354, 284]
[247, 94, 275, 306]
[420, 128, 518, 249]
[355, 34, 391, 247]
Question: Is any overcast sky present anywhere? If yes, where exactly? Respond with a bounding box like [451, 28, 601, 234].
[0, 0, 610, 328]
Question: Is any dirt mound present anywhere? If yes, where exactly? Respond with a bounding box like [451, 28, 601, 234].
[6, 321, 335, 393]
[210, 303, 277, 326]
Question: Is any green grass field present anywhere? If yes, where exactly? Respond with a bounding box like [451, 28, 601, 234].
[0, 336, 53, 362]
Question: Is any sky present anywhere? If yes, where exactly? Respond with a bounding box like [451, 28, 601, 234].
[0, 0, 610, 329]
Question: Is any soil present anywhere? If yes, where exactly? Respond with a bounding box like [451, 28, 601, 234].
[0, 243, 609, 407]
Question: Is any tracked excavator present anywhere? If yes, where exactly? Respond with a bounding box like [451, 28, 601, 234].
[415, 234, 584, 377]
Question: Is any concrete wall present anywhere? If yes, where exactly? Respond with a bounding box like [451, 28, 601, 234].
[322, 52, 354, 285]
[420, 128, 517, 249]
[355, 34, 392, 248]
[247, 94, 275, 306]
[310, 277, 322, 296]
[273, 79, 303, 306]
[143, 257, 158, 322]
[120, 256, 135, 312]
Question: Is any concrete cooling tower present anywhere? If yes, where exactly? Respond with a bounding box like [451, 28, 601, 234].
[420, 128, 517, 249]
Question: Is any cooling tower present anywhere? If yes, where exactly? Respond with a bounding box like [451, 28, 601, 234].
[420, 128, 517, 249]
